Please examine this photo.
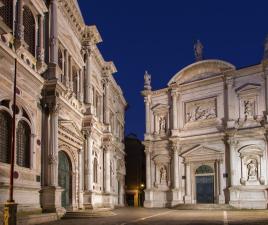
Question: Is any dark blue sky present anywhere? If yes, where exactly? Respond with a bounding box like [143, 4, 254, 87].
[78, 0, 268, 140]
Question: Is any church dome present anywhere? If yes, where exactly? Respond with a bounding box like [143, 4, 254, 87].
[168, 59, 235, 86]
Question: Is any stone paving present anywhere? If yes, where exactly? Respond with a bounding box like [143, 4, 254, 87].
[40, 207, 268, 225]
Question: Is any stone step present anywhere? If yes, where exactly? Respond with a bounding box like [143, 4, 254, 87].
[172, 204, 234, 210]
[63, 209, 116, 219]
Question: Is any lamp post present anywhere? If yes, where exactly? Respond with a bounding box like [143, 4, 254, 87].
[4, 58, 18, 225]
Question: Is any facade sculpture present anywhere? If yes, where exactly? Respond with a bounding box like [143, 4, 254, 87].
[0, 0, 127, 215]
[142, 39, 268, 209]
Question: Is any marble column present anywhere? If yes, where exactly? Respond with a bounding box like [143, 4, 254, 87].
[119, 177, 125, 206]
[145, 150, 151, 189]
[218, 160, 225, 203]
[84, 133, 93, 191]
[69, 56, 73, 91]
[145, 97, 151, 134]
[84, 50, 91, 104]
[173, 147, 179, 189]
[40, 103, 63, 213]
[78, 149, 84, 208]
[76, 70, 80, 97]
[49, 0, 58, 65]
[171, 91, 178, 130]
[228, 138, 237, 186]
[48, 105, 59, 186]
[104, 79, 110, 125]
[104, 146, 111, 193]
[184, 163, 191, 203]
[64, 50, 69, 88]
[79, 69, 84, 102]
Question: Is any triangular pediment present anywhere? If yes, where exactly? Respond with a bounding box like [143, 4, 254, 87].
[181, 145, 222, 157]
[59, 120, 83, 139]
[151, 103, 169, 112]
[235, 83, 261, 94]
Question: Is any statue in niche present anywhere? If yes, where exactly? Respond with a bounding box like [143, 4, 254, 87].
[247, 160, 258, 180]
[159, 116, 166, 133]
[160, 166, 167, 184]
[244, 100, 254, 119]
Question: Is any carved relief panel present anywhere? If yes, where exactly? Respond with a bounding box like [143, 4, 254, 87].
[236, 83, 261, 121]
[185, 97, 217, 123]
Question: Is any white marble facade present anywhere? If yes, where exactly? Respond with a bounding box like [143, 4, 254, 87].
[0, 0, 126, 213]
[142, 40, 268, 209]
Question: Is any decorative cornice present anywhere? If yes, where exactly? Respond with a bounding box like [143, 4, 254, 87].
[58, 0, 84, 39]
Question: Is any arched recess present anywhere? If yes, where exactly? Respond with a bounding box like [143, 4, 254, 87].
[0, 0, 13, 30]
[23, 6, 36, 56]
[0, 110, 12, 163]
[16, 119, 31, 168]
[58, 150, 72, 208]
[0, 98, 34, 168]
[58, 48, 64, 82]
[195, 165, 214, 204]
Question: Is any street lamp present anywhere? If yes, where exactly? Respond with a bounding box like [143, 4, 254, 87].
[4, 58, 18, 225]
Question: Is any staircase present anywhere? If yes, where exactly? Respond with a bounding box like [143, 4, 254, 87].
[172, 204, 234, 210]
[63, 208, 116, 219]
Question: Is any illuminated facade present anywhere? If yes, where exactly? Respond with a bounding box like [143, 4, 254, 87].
[142, 39, 268, 209]
[0, 0, 126, 214]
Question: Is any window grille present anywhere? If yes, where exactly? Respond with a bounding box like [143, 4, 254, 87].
[16, 120, 31, 168]
[0, 111, 12, 163]
[0, 0, 13, 30]
[23, 6, 35, 56]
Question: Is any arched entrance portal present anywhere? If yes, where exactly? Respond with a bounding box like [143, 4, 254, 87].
[195, 165, 214, 203]
[58, 151, 72, 208]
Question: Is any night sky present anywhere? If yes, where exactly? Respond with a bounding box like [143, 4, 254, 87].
[78, 0, 268, 140]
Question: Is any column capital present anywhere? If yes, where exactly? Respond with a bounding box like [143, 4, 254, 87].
[144, 96, 151, 104]
[227, 137, 239, 148]
[171, 90, 179, 97]
[225, 77, 234, 87]
[83, 129, 92, 138]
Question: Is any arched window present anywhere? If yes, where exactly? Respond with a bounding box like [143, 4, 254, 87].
[58, 48, 63, 82]
[0, 0, 13, 30]
[16, 120, 31, 168]
[196, 165, 214, 174]
[0, 111, 12, 163]
[93, 157, 98, 183]
[23, 6, 35, 56]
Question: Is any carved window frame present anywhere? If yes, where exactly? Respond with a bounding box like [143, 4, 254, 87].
[0, 99, 34, 169]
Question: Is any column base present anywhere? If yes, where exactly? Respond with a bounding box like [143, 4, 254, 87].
[4, 201, 18, 225]
[40, 186, 65, 215]
[229, 186, 268, 209]
[170, 189, 183, 206]
[144, 189, 168, 208]
[217, 194, 225, 204]
[83, 191, 93, 209]
[78, 191, 84, 209]
[184, 195, 192, 204]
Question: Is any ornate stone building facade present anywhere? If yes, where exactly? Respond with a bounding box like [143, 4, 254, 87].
[142, 39, 268, 209]
[0, 0, 126, 214]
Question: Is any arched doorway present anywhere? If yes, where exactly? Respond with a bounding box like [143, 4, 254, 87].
[195, 165, 214, 203]
[58, 151, 72, 208]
